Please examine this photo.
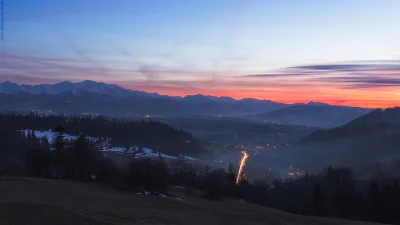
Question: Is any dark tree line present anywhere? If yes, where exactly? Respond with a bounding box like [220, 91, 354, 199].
[5, 126, 107, 181]
[0, 129, 41, 176]
[0, 112, 204, 156]
[168, 163, 400, 224]
[242, 167, 400, 224]
[141, 159, 400, 224]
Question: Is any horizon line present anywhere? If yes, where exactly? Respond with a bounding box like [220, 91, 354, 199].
[0, 79, 384, 109]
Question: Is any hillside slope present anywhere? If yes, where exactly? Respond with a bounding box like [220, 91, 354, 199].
[304, 107, 400, 142]
[252, 104, 372, 128]
[0, 177, 382, 225]
[284, 107, 400, 171]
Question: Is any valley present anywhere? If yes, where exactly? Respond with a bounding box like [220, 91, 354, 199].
[1, 81, 400, 224]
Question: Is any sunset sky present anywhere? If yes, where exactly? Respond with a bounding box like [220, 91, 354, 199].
[1, 0, 400, 108]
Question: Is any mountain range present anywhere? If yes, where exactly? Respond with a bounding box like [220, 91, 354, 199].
[0, 80, 158, 98]
[0, 80, 287, 115]
[0, 80, 375, 127]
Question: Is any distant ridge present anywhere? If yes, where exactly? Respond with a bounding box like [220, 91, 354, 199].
[250, 103, 372, 128]
[0, 80, 377, 126]
[0, 80, 290, 117]
[288, 107, 400, 171]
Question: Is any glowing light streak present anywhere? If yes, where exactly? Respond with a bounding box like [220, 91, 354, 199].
[236, 151, 249, 185]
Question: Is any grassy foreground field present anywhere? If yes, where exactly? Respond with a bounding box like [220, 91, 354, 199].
[0, 177, 383, 225]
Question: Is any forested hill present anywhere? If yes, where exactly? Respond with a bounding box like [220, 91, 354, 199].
[302, 107, 400, 143]
[0, 113, 204, 156]
[286, 107, 400, 171]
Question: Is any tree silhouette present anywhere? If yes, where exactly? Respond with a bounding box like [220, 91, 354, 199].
[204, 168, 227, 201]
[52, 124, 66, 178]
[313, 182, 322, 216]
[368, 181, 380, 222]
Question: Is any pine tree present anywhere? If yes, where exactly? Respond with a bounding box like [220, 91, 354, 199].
[41, 137, 50, 150]
[227, 162, 237, 196]
[52, 124, 65, 178]
[204, 165, 210, 177]
[21, 130, 26, 140]
[27, 130, 32, 139]
[368, 181, 380, 222]
[313, 182, 323, 216]
[31, 129, 37, 140]
[204, 168, 227, 201]
[73, 134, 92, 179]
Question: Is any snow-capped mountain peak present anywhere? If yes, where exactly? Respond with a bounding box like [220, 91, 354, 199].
[0, 80, 136, 98]
[307, 101, 330, 106]
[0, 81, 24, 94]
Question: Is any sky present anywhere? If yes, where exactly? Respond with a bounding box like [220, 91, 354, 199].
[0, 0, 400, 108]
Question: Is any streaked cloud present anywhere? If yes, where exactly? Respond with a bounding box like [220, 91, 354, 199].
[0, 54, 87, 63]
[243, 72, 316, 77]
[288, 61, 400, 72]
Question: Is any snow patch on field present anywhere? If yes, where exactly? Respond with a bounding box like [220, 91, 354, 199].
[21, 129, 77, 142]
[20, 129, 199, 161]
[183, 156, 197, 161]
[135, 190, 183, 201]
